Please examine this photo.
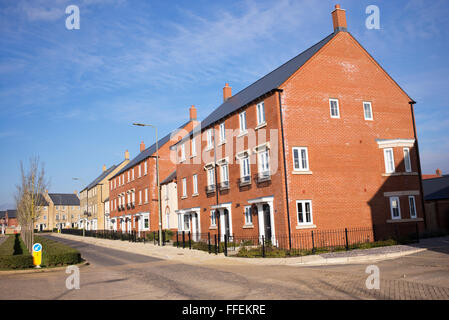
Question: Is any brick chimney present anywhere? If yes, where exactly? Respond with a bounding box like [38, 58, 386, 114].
[125, 150, 129, 160]
[140, 141, 145, 152]
[436, 168, 442, 177]
[189, 105, 197, 121]
[331, 4, 347, 32]
[102, 164, 106, 172]
[223, 83, 232, 101]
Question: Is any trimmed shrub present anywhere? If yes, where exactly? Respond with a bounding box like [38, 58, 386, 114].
[34, 236, 82, 267]
[0, 234, 34, 269]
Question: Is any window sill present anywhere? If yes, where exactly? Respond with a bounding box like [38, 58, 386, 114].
[190, 154, 197, 159]
[243, 224, 254, 229]
[296, 224, 316, 229]
[209, 226, 217, 230]
[181, 196, 188, 199]
[292, 171, 313, 175]
[255, 122, 267, 130]
[179, 158, 186, 163]
[237, 130, 248, 138]
[205, 146, 214, 152]
[386, 218, 423, 223]
[382, 172, 418, 177]
[192, 193, 199, 197]
[217, 140, 226, 146]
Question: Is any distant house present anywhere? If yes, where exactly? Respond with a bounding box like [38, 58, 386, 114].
[35, 192, 80, 231]
[1, 209, 19, 234]
[422, 168, 443, 180]
[423, 175, 449, 232]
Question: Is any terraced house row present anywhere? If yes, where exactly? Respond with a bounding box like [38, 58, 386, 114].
[74, 5, 425, 243]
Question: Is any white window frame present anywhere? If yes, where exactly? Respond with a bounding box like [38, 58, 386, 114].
[180, 143, 186, 162]
[182, 178, 187, 198]
[210, 210, 216, 226]
[256, 101, 265, 125]
[384, 148, 395, 174]
[292, 147, 309, 171]
[144, 188, 148, 203]
[408, 196, 417, 218]
[144, 161, 147, 175]
[389, 196, 401, 220]
[244, 206, 253, 225]
[192, 174, 198, 195]
[363, 101, 373, 120]
[138, 164, 141, 177]
[142, 213, 150, 231]
[329, 98, 340, 118]
[239, 111, 247, 133]
[206, 129, 213, 149]
[296, 200, 313, 226]
[240, 155, 250, 179]
[258, 150, 270, 175]
[191, 137, 196, 156]
[207, 168, 215, 186]
[219, 122, 226, 143]
[403, 148, 412, 173]
[220, 163, 229, 183]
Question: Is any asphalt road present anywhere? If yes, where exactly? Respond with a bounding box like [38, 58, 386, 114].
[0, 235, 448, 300]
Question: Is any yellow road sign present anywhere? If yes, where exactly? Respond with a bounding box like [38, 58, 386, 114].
[32, 243, 42, 267]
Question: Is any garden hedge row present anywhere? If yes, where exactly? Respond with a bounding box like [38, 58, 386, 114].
[34, 236, 82, 267]
[0, 235, 34, 269]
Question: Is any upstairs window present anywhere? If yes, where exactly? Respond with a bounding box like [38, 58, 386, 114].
[191, 137, 196, 156]
[132, 168, 135, 180]
[240, 155, 250, 182]
[363, 101, 373, 120]
[329, 98, 340, 118]
[258, 150, 270, 175]
[182, 178, 187, 198]
[384, 148, 395, 173]
[239, 111, 247, 133]
[390, 196, 401, 219]
[220, 164, 229, 183]
[144, 161, 147, 175]
[206, 129, 213, 149]
[219, 122, 226, 143]
[138, 164, 141, 177]
[293, 147, 309, 171]
[403, 148, 412, 172]
[192, 174, 198, 195]
[257, 102, 265, 125]
[180, 143, 186, 161]
[207, 168, 215, 186]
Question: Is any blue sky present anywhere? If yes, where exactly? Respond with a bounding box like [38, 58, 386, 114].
[1, 0, 448, 209]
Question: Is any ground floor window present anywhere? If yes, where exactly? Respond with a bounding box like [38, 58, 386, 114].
[296, 200, 312, 225]
[210, 210, 216, 226]
[244, 206, 252, 225]
[184, 214, 190, 231]
[409, 196, 417, 218]
[389, 196, 401, 219]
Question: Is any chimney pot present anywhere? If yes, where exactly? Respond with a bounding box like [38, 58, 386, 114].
[189, 105, 197, 121]
[331, 4, 347, 32]
[140, 141, 145, 152]
[102, 164, 106, 172]
[125, 150, 130, 160]
[223, 83, 232, 101]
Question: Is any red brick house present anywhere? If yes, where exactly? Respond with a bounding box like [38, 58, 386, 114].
[108, 106, 198, 234]
[172, 5, 425, 246]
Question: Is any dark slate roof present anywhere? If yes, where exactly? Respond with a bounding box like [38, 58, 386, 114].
[161, 170, 177, 185]
[423, 175, 449, 201]
[173, 32, 336, 147]
[48, 193, 80, 206]
[81, 165, 118, 192]
[37, 194, 49, 207]
[0, 211, 6, 219]
[6, 209, 17, 218]
[112, 120, 191, 179]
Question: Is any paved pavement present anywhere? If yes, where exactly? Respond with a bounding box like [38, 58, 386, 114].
[0, 234, 448, 300]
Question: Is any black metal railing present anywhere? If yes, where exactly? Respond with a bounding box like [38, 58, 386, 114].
[61, 228, 174, 244]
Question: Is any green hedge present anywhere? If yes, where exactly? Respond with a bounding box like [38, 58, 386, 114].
[0, 234, 34, 269]
[34, 236, 81, 267]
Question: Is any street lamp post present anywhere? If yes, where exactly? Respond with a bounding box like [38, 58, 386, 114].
[133, 123, 163, 246]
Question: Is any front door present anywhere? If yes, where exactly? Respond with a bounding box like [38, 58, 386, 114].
[223, 209, 230, 239]
[263, 204, 271, 241]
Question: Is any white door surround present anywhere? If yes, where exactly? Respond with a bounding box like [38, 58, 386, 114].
[211, 202, 233, 241]
[248, 196, 275, 245]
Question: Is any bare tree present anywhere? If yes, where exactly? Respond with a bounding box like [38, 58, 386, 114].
[15, 157, 49, 253]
